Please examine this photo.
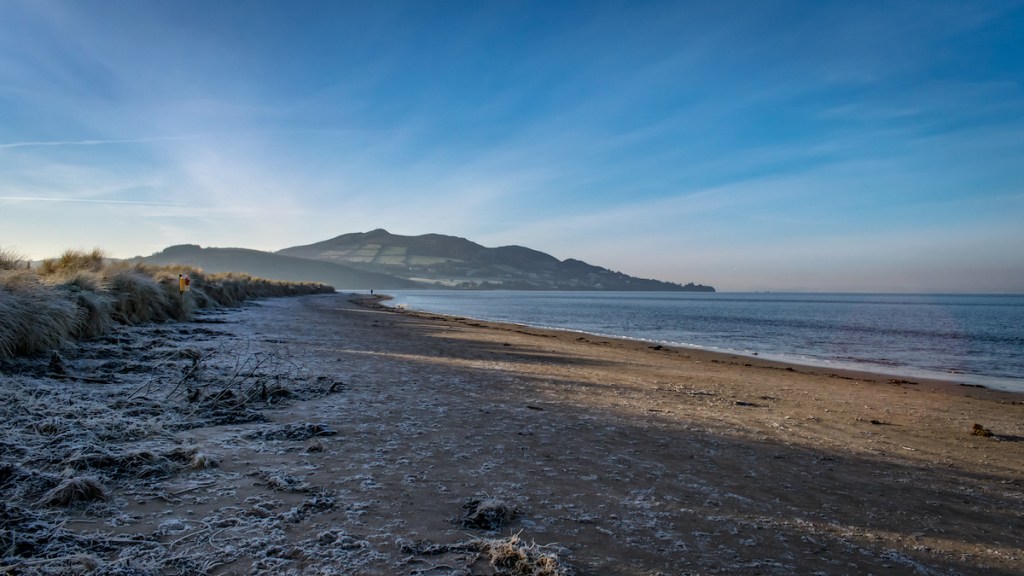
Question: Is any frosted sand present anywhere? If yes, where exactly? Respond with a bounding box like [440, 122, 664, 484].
[2, 293, 1022, 575]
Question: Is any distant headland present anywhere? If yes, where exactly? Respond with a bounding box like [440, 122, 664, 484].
[139, 229, 714, 292]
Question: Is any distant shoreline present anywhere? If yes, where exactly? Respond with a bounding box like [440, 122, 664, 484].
[351, 293, 1024, 401]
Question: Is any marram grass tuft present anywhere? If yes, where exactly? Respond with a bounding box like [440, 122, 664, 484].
[0, 251, 334, 360]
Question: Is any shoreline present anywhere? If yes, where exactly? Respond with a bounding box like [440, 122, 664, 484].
[364, 290, 1024, 393]
[354, 294, 1024, 403]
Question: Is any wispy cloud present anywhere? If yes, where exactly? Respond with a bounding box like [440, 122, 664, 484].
[0, 129, 389, 150]
[0, 196, 182, 206]
[0, 136, 197, 149]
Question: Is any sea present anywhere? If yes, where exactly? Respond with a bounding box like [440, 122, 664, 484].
[380, 291, 1024, 393]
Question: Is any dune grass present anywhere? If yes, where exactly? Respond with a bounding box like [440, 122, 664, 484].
[0, 246, 29, 271]
[0, 249, 334, 360]
[0, 271, 81, 358]
[38, 248, 106, 275]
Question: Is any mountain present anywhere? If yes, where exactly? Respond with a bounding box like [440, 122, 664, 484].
[278, 229, 714, 291]
[138, 245, 420, 290]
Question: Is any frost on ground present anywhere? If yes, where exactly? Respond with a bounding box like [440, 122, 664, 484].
[0, 308, 374, 574]
[0, 302, 579, 575]
[2, 295, 1022, 575]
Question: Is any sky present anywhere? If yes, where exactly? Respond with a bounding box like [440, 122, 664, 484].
[1, 0, 1023, 292]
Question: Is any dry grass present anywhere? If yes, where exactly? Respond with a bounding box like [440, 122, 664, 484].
[476, 533, 573, 576]
[0, 249, 334, 360]
[36, 476, 109, 507]
[0, 247, 28, 271]
[188, 451, 220, 470]
[103, 264, 181, 324]
[400, 533, 575, 575]
[0, 271, 80, 358]
[38, 248, 106, 275]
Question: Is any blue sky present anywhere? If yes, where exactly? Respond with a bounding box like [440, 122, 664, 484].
[1, 0, 1022, 292]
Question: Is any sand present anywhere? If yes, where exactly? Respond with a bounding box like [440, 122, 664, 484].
[2, 292, 1022, 575]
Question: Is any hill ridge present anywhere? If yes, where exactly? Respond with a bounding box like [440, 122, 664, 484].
[279, 229, 713, 292]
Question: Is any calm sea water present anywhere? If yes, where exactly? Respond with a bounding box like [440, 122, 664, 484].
[382, 291, 1024, 393]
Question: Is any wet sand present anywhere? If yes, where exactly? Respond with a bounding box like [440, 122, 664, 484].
[3, 292, 1023, 575]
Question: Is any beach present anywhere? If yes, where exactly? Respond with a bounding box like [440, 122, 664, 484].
[3, 292, 1023, 575]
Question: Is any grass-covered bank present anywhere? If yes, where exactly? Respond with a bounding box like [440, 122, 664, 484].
[0, 248, 334, 359]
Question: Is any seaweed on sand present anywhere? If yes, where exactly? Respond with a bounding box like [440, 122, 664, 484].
[972, 423, 994, 437]
[254, 468, 312, 493]
[248, 422, 339, 441]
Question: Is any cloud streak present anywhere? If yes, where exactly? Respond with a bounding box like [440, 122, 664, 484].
[0, 129, 394, 150]
[0, 136, 197, 149]
[0, 196, 183, 206]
